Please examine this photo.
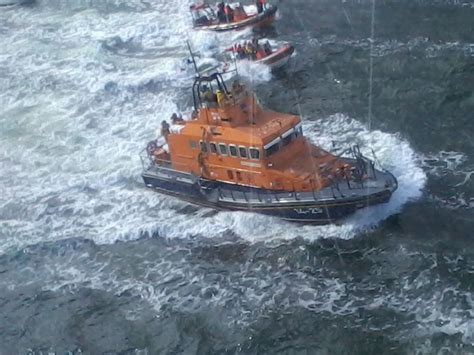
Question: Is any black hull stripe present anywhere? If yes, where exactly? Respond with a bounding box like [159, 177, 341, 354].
[146, 184, 391, 224]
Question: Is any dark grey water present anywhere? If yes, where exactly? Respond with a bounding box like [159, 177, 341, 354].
[0, 0, 473, 354]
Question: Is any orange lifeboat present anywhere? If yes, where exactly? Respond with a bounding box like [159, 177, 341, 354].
[190, 2, 277, 32]
[141, 73, 398, 224]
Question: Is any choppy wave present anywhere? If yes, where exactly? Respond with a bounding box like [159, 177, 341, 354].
[297, 36, 474, 59]
[422, 151, 473, 209]
[2, 235, 473, 349]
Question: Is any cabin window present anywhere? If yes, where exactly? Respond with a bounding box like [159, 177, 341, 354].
[282, 132, 295, 147]
[199, 141, 208, 153]
[236, 171, 242, 181]
[218, 143, 228, 156]
[249, 148, 260, 160]
[227, 170, 234, 179]
[229, 145, 238, 157]
[189, 140, 197, 149]
[210, 142, 217, 154]
[265, 143, 280, 157]
[239, 146, 248, 159]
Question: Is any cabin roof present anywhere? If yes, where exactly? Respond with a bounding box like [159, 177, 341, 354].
[235, 110, 300, 144]
[175, 110, 300, 147]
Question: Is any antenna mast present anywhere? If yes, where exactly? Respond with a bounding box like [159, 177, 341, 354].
[186, 40, 199, 75]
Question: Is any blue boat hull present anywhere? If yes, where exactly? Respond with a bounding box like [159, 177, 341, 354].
[142, 172, 395, 224]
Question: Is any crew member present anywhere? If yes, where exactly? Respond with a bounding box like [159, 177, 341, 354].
[263, 40, 272, 55]
[256, 0, 265, 14]
[201, 85, 217, 107]
[231, 80, 244, 96]
[252, 38, 259, 57]
[245, 41, 255, 59]
[160, 120, 170, 141]
[171, 113, 184, 124]
[224, 5, 234, 23]
[217, 2, 226, 23]
[236, 43, 245, 59]
[216, 89, 226, 106]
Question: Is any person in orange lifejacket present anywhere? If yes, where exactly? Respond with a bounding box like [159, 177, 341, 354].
[256, 0, 265, 14]
[224, 4, 234, 23]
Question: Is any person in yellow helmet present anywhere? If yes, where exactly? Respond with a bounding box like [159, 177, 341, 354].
[216, 89, 226, 107]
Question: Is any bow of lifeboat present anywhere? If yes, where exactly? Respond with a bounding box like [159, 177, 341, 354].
[141, 73, 398, 224]
[190, 3, 277, 32]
